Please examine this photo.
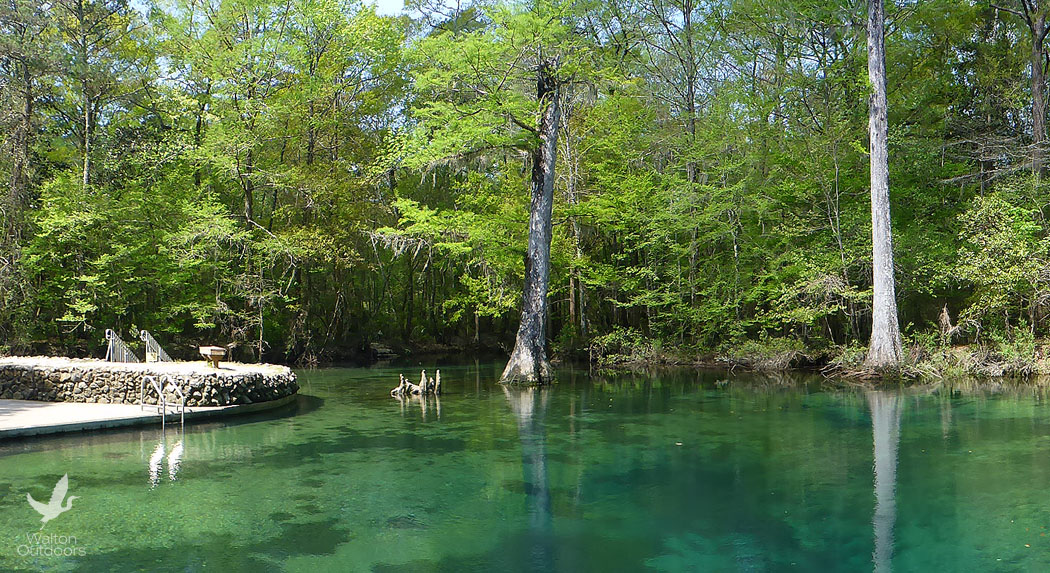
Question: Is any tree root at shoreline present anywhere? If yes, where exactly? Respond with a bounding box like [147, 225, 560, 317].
[391, 369, 441, 397]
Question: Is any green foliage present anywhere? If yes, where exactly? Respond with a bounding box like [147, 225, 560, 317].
[588, 327, 659, 367]
[718, 337, 808, 371]
[2, 0, 1050, 366]
[955, 181, 1050, 336]
[990, 326, 1037, 364]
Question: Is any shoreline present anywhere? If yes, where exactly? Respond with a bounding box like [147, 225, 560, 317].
[579, 339, 1050, 384]
[0, 394, 298, 439]
[9, 337, 1050, 385]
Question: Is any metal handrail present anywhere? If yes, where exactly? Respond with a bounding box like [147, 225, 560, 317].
[140, 330, 173, 362]
[140, 375, 186, 428]
[140, 375, 166, 413]
[105, 329, 141, 363]
[164, 376, 186, 428]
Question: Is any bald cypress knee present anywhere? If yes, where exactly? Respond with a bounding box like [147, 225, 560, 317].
[500, 58, 560, 386]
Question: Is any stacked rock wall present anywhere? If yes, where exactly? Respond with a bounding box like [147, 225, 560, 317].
[0, 358, 298, 406]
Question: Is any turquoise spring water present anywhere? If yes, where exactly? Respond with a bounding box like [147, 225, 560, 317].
[2, 362, 1050, 571]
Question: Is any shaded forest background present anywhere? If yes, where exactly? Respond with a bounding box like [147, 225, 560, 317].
[0, 0, 1046, 365]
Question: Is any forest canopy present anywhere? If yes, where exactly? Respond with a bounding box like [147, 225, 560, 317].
[0, 0, 1046, 365]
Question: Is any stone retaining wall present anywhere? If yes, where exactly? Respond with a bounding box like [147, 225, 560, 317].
[0, 357, 298, 406]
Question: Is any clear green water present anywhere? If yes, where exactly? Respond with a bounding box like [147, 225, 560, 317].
[2, 363, 1050, 571]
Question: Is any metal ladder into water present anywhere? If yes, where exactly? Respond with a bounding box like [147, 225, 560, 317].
[140, 375, 186, 429]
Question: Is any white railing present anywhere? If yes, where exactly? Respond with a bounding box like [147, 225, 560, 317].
[105, 329, 140, 363]
[140, 330, 173, 362]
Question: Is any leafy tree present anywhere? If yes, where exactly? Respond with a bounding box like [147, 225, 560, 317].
[408, 0, 598, 384]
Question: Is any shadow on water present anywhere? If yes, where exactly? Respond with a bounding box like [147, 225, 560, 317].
[65, 516, 352, 573]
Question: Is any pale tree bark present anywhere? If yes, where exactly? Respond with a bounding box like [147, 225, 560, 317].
[501, 58, 560, 386]
[864, 0, 903, 368]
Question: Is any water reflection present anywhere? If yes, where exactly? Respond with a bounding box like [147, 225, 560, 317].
[868, 390, 902, 573]
[503, 386, 554, 569]
[393, 393, 442, 420]
[167, 440, 183, 482]
[148, 441, 165, 489]
[939, 397, 952, 441]
[147, 430, 185, 488]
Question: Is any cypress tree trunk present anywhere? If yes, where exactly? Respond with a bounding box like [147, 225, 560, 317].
[864, 0, 903, 368]
[500, 58, 560, 386]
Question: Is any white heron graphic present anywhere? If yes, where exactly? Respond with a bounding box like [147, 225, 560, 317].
[26, 474, 78, 529]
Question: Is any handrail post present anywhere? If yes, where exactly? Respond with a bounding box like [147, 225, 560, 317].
[161, 375, 186, 428]
[141, 374, 186, 431]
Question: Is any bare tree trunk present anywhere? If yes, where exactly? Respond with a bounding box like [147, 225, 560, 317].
[1032, 13, 1047, 177]
[864, 0, 903, 368]
[683, 0, 700, 307]
[82, 84, 90, 189]
[501, 58, 560, 386]
[562, 95, 588, 341]
[994, 4, 1050, 173]
[7, 77, 32, 238]
[243, 148, 255, 222]
[193, 83, 210, 188]
[79, 0, 90, 190]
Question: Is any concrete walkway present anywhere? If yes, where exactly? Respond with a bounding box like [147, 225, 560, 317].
[0, 395, 297, 439]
